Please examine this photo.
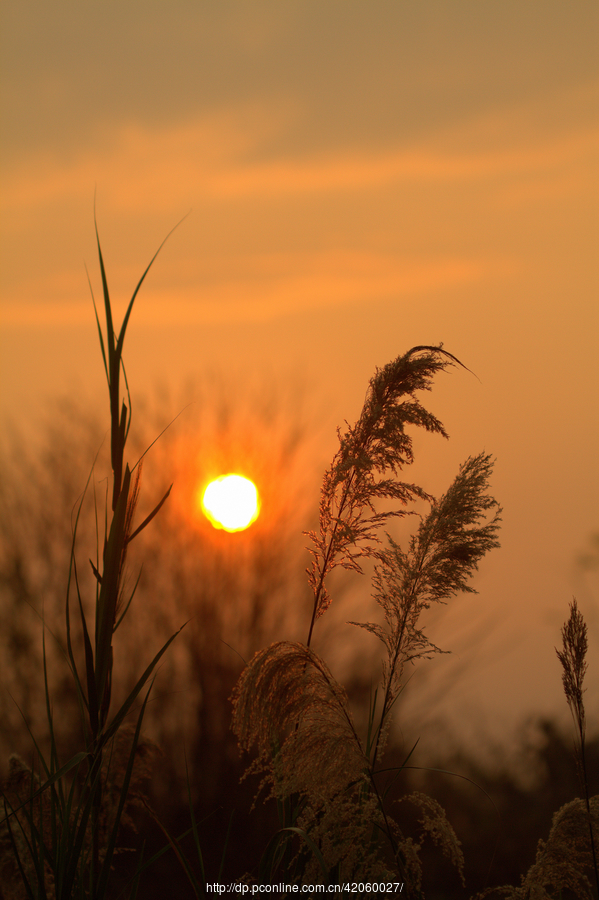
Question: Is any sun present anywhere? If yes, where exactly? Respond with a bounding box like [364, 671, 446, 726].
[200, 474, 260, 532]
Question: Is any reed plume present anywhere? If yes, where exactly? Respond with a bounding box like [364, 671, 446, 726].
[305, 344, 464, 647]
[556, 599, 598, 896]
[232, 641, 367, 805]
[479, 600, 598, 900]
[475, 797, 599, 900]
[355, 452, 501, 767]
[233, 345, 501, 885]
[557, 599, 589, 769]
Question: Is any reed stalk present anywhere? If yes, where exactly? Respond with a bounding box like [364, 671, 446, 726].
[233, 345, 501, 886]
[1, 215, 186, 899]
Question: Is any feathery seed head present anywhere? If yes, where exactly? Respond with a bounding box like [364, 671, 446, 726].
[231, 641, 367, 804]
[556, 599, 588, 744]
[306, 345, 464, 634]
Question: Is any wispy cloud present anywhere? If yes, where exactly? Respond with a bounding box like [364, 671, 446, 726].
[0, 83, 593, 328]
[0, 249, 512, 327]
[3, 84, 596, 217]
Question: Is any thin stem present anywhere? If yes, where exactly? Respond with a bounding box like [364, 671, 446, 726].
[579, 730, 599, 897]
[305, 470, 356, 649]
[370, 528, 433, 773]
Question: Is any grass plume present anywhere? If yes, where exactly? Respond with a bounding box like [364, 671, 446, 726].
[305, 345, 466, 647]
[5, 216, 596, 894]
[556, 599, 598, 896]
[479, 600, 598, 900]
[356, 452, 501, 769]
[233, 344, 501, 886]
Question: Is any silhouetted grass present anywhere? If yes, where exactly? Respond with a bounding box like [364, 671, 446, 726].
[0, 220, 596, 899]
[1, 218, 186, 899]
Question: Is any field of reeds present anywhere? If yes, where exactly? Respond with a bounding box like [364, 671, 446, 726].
[0, 226, 597, 899]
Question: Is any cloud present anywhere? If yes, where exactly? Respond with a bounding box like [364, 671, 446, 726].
[0, 249, 511, 327]
[0, 83, 593, 329]
[2, 84, 596, 219]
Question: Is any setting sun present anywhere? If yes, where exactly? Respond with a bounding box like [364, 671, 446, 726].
[200, 474, 260, 532]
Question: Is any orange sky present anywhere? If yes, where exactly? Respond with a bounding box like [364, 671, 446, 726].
[1, 2, 598, 750]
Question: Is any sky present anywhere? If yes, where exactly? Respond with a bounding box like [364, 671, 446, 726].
[1, 1, 598, 752]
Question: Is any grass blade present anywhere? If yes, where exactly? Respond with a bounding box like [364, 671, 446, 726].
[102, 623, 186, 747]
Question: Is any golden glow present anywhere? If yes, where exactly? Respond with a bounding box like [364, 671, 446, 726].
[200, 474, 260, 532]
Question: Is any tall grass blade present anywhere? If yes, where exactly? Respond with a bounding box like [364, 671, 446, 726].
[87, 266, 109, 385]
[126, 483, 173, 545]
[1, 753, 89, 828]
[101, 623, 186, 747]
[95, 465, 132, 723]
[95, 686, 154, 900]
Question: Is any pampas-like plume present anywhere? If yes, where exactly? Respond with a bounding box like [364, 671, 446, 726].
[556, 599, 598, 896]
[481, 602, 597, 900]
[399, 792, 465, 887]
[529, 796, 599, 900]
[354, 452, 501, 766]
[232, 345, 501, 885]
[232, 641, 367, 805]
[476, 796, 599, 900]
[305, 345, 465, 647]
[232, 643, 408, 880]
[557, 599, 588, 759]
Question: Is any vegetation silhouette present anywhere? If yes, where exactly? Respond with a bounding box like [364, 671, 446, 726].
[0, 222, 596, 897]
